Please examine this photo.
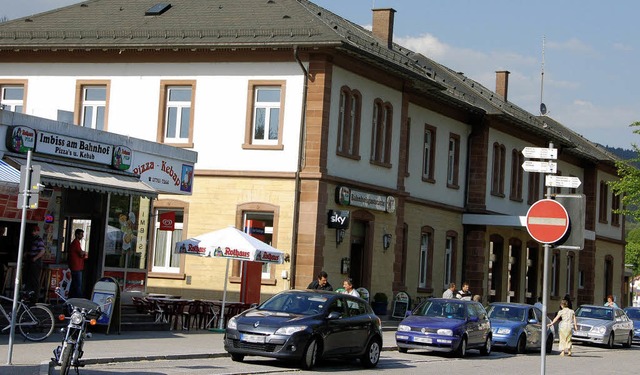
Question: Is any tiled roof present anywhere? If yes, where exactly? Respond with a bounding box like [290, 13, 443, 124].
[0, 0, 616, 164]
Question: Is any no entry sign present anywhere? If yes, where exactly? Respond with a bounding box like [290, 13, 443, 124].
[526, 199, 569, 244]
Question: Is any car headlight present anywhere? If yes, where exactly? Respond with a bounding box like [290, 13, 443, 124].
[70, 312, 83, 325]
[592, 326, 606, 334]
[274, 325, 307, 335]
[227, 317, 237, 330]
[437, 329, 453, 336]
[397, 324, 411, 332]
[497, 327, 511, 335]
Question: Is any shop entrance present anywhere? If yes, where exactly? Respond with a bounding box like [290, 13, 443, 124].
[349, 219, 371, 290]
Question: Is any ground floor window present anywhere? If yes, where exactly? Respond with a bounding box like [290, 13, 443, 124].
[151, 208, 184, 273]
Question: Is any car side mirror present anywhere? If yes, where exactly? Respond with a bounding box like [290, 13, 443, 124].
[528, 319, 538, 324]
[469, 316, 479, 322]
[327, 311, 341, 320]
[405, 311, 412, 317]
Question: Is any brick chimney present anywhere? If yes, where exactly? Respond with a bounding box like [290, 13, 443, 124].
[495, 70, 510, 101]
[372, 8, 396, 49]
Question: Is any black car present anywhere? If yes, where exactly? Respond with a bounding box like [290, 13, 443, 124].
[223, 289, 383, 369]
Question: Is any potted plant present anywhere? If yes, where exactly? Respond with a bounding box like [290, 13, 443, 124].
[371, 292, 388, 316]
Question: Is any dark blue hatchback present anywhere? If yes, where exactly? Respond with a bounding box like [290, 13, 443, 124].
[395, 298, 492, 357]
[224, 289, 382, 370]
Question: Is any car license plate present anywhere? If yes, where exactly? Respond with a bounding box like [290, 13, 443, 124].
[413, 336, 432, 344]
[241, 334, 265, 343]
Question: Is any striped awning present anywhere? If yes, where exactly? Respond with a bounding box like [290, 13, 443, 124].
[0, 159, 20, 185]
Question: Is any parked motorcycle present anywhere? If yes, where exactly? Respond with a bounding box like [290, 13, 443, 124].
[52, 288, 112, 375]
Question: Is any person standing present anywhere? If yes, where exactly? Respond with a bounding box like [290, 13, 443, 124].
[442, 283, 456, 299]
[456, 282, 472, 300]
[24, 225, 46, 299]
[307, 270, 333, 291]
[68, 229, 87, 298]
[341, 278, 360, 298]
[548, 299, 577, 356]
[534, 296, 544, 311]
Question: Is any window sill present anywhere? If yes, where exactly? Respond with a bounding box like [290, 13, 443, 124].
[161, 141, 195, 149]
[336, 151, 361, 161]
[422, 177, 435, 184]
[230, 276, 278, 286]
[447, 183, 460, 190]
[509, 196, 523, 202]
[491, 192, 505, 198]
[370, 159, 392, 168]
[148, 271, 186, 280]
[242, 143, 284, 150]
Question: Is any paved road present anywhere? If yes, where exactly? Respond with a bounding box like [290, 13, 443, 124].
[52, 344, 640, 374]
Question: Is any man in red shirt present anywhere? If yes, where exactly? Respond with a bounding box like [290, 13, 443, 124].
[68, 229, 87, 298]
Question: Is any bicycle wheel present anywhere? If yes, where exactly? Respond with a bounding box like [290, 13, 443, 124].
[18, 304, 55, 341]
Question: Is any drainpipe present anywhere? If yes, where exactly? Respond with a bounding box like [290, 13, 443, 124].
[291, 46, 309, 289]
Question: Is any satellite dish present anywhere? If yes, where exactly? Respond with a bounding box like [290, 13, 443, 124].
[540, 103, 547, 115]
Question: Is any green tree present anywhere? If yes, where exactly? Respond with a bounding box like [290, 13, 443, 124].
[625, 227, 640, 275]
[609, 121, 640, 221]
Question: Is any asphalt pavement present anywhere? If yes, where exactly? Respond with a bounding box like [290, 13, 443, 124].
[0, 320, 401, 375]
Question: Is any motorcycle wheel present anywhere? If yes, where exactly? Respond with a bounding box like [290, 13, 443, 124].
[60, 343, 73, 375]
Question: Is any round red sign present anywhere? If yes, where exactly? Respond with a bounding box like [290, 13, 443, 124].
[526, 199, 569, 244]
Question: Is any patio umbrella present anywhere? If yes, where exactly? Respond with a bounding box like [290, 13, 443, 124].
[174, 226, 284, 328]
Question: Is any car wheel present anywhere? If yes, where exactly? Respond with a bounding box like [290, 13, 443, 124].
[456, 336, 467, 358]
[623, 332, 632, 348]
[230, 353, 244, 362]
[361, 337, 381, 368]
[516, 334, 526, 354]
[398, 347, 408, 354]
[606, 333, 615, 349]
[546, 334, 554, 354]
[301, 337, 318, 370]
[480, 335, 492, 356]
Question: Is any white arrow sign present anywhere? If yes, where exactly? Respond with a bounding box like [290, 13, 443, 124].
[522, 147, 558, 160]
[522, 161, 557, 173]
[545, 175, 581, 188]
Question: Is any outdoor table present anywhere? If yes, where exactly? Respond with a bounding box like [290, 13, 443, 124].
[146, 297, 191, 329]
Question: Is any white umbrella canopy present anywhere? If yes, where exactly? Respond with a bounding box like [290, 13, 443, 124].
[174, 226, 285, 329]
[175, 226, 284, 264]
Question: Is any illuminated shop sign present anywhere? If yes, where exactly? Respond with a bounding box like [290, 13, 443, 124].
[335, 186, 396, 213]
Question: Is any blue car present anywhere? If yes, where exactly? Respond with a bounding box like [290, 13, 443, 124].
[487, 302, 554, 353]
[395, 298, 492, 357]
[622, 307, 640, 344]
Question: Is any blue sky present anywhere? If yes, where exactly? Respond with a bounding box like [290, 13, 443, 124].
[4, 0, 639, 149]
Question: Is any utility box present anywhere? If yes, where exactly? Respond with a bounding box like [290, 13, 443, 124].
[554, 194, 586, 250]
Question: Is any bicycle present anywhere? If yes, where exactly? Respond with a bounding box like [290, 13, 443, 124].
[0, 291, 55, 341]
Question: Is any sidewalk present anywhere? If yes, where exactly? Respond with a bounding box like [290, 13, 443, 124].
[0, 319, 401, 375]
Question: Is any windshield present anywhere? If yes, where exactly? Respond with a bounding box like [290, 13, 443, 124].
[414, 300, 466, 319]
[259, 293, 328, 315]
[575, 307, 613, 320]
[624, 309, 640, 320]
[487, 305, 525, 322]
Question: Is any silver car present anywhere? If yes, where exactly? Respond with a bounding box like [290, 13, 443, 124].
[572, 305, 633, 348]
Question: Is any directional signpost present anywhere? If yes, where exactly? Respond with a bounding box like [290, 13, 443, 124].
[526, 199, 570, 244]
[522, 160, 557, 173]
[522, 146, 558, 159]
[545, 175, 581, 189]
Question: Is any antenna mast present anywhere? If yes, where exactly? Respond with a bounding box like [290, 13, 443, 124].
[540, 36, 547, 115]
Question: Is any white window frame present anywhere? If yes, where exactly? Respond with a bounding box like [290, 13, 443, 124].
[444, 236, 453, 287]
[0, 85, 24, 112]
[251, 86, 281, 145]
[423, 129, 433, 178]
[80, 86, 106, 130]
[164, 86, 192, 144]
[419, 233, 430, 288]
[447, 137, 456, 184]
[151, 209, 183, 274]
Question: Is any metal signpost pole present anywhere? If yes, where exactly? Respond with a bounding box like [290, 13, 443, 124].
[540, 142, 553, 375]
[7, 150, 33, 365]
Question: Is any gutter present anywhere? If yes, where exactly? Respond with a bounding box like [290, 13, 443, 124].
[290, 46, 310, 289]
